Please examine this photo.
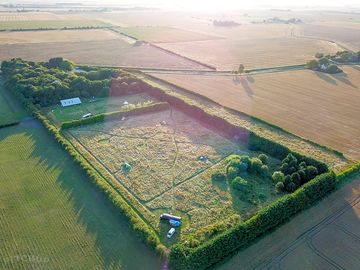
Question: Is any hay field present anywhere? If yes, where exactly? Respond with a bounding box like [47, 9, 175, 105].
[298, 23, 360, 51]
[69, 109, 245, 202]
[0, 29, 121, 44]
[0, 123, 161, 269]
[157, 37, 341, 70]
[149, 65, 360, 159]
[0, 39, 209, 70]
[67, 108, 282, 235]
[118, 26, 219, 43]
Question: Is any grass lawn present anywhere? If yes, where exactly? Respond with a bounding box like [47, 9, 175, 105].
[0, 20, 110, 30]
[0, 123, 161, 269]
[45, 94, 155, 125]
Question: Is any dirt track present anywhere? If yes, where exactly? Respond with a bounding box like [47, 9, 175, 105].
[215, 175, 360, 270]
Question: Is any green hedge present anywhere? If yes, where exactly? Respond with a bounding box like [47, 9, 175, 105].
[336, 162, 360, 183]
[61, 102, 169, 129]
[169, 171, 336, 270]
[34, 112, 166, 255]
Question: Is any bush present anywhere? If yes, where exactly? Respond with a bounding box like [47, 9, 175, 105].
[211, 171, 226, 182]
[258, 154, 268, 164]
[226, 166, 238, 181]
[249, 158, 263, 174]
[272, 171, 285, 183]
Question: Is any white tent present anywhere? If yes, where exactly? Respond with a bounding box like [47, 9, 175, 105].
[60, 97, 81, 107]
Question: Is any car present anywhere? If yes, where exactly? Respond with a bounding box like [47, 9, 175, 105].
[167, 228, 176, 239]
[82, 113, 93, 119]
[169, 219, 181, 227]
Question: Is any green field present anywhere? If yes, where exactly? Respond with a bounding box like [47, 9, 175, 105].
[0, 79, 25, 125]
[0, 20, 111, 31]
[46, 94, 155, 125]
[0, 123, 161, 269]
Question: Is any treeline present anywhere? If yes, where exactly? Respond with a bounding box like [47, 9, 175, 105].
[0, 121, 20, 129]
[1, 58, 119, 107]
[61, 102, 169, 129]
[169, 171, 336, 270]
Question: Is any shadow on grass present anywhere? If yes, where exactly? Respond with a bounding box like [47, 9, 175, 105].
[5, 123, 163, 270]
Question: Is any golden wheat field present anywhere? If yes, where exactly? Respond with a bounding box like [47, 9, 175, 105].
[149, 65, 360, 159]
[156, 37, 341, 70]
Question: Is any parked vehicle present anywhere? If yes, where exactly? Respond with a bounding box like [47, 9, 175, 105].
[167, 228, 176, 239]
[169, 219, 181, 227]
[160, 213, 181, 221]
[82, 113, 93, 119]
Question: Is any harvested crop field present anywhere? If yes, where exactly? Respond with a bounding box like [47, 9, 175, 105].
[0, 39, 210, 70]
[0, 12, 65, 21]
[148, 66, 360, 159]
[156, 37, 341, 70]
[0, 20, 110, 31]
[118, 26, 219, 43]
[298, 23, 360, 51]
[0, 29, 121, 44]
[66, 108, 282, 236]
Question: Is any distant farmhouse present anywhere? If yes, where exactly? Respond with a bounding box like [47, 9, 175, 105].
[60, 97, 82, 107]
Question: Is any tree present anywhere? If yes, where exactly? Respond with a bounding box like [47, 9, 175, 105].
[272, 171, 285, 183]
[285, 182, 297, 192]
[258, 154, 268, 164]
[250, 158, 263, 174]
[306, 59, 319, 70]
[315, 52, 324, 59]
[305, 166, 318, 181]
[238, 64, 245, 74]
[226, 166, 238, 181]
[261, 165, 270, 178]
[275, 181, 284, 191]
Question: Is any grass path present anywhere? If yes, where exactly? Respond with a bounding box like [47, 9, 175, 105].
[0, 123, 162, 269]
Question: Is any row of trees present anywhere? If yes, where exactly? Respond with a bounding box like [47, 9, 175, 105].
[1, 58, 119, 107]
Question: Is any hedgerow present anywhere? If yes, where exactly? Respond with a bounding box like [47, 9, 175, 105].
[169, 172, 336, 270]
[0, 121, 20, 129]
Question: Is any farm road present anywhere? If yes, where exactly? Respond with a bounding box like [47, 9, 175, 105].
[215, 175, 360, 270]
